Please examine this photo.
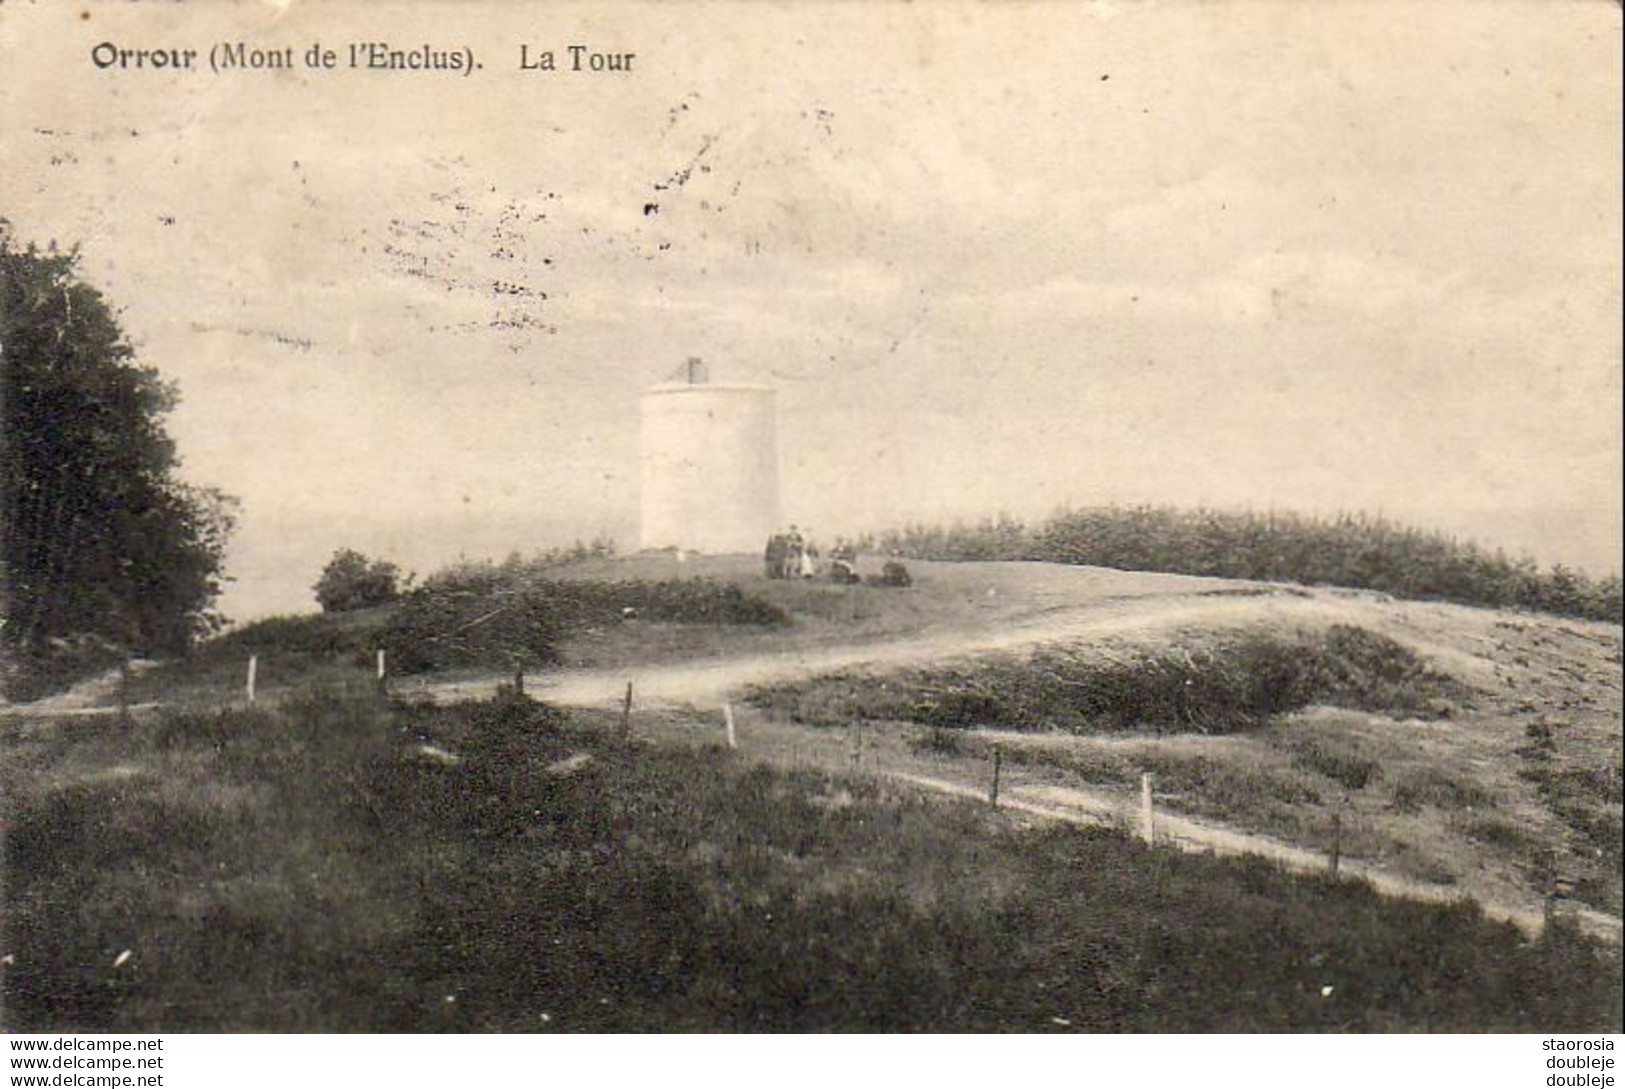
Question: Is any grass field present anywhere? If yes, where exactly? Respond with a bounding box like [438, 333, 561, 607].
[2, 689, 1617, 1031]
[538, 554, 1255, 668]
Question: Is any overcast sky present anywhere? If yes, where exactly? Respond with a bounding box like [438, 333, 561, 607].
[3, 0, 1620, 619]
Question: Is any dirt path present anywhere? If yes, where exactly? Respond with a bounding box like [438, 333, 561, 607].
[393, 588, 1349, 708]
[397, 584, 1617, 711]
[0, 661, 161, 719]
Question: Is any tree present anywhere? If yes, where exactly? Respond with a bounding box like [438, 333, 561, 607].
[1, 226, 236, 656]
[313, 549, 403, 613]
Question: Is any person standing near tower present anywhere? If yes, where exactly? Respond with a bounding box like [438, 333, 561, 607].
[786, 525, 806, 579]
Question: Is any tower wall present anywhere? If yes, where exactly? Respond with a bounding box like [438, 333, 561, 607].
[639, 384, 779, 553]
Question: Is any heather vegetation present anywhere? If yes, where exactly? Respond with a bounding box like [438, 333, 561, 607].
[3, 690, 1615, 1031]
[380, 558, 788, 674]
[873, 507, 1622, 621]
[747, 625, 1463, 735]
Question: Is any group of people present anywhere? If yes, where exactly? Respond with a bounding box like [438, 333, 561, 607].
[763, 526, 816, 579]
[764, 528, 863, 582]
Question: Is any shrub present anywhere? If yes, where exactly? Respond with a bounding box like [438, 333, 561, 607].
[877, 505, 1622, 622]
[1314, 625, 1455, 716]
[209, 613, 374, 657]
[1390, 768, 1494, 813]
[380, 571, 789, 674]
[873, 562, 913, 588]
[1287, 734, 1384, 791]
[380, 584, 564, 674]
[314, 549, 405, 613]
[1458, 814, 1535, 853]
[748, 625, 1459, 736]
[910, 726, 969, 757]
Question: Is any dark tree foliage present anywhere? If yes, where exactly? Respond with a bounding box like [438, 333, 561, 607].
[313, 549, 404, 613]
[1, 228, 236, 656]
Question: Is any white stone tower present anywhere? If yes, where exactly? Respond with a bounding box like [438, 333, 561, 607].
[639, 359, 779, 554]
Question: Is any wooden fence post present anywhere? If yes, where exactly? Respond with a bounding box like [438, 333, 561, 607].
[621, 682, 634, 740]
[989, 743, 1002, 808]
[513, 662, 525, 697]
[1542, 854, 1559, 929]
[246, 654, 258, 704]
[724, 702, 737, 750]
[376, 649, 387, 695]
[1330, 811, 1342, 876]
[1141, 772, 1155, 845]
[118, 660, 131, 723]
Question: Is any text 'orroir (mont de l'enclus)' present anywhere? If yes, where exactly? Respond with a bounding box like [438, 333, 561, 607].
[89, 40, 640, 78]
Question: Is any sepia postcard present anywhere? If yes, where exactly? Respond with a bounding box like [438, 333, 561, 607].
[1, 0, 1620, 1058]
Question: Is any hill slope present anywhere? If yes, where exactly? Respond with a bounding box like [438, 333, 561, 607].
[396, 557, 1623, 938]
